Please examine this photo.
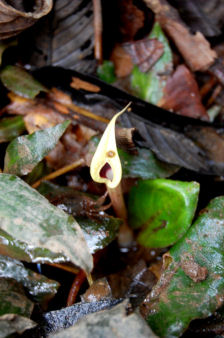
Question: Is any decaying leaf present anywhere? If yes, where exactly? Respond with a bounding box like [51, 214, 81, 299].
[0, 0, 53, 39]
[0, 314, 36, 338]
[0, 66, 48, 99]
[160, 65, 209, 120]
[0, 278, 33, 317]
[0, 174, 93, 273]
[131, 22, 173, 104]
[128, 179, 199, 247]
[0, 255, 59, 306]
[146, 196, 224, 337]
[143, 0, 217, 71]
[49, 301, 157, 338]
[110, 44, 133, 78]
[4, 121, 70, 176]
[123, 38, 164, 73]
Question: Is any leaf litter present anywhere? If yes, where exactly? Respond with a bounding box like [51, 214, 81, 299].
[0, 1, 224, 337]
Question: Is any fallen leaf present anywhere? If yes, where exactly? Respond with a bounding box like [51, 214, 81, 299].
[70, 77, 100, 92]
[0, 314, 36, 337]
[146, 196, 224, 337]
[0, 0, 52, 39]
[0, 116, 25, 143]
[0, 174, 93, 273]
[144, 0, 217, 71]
[0, 278, 33, 317]
[131, 22, 173, 104]
[4, 121, 70, 176]
[160, 64, 209, 120]
[124, 38, 164, 73]
[49, 301, 157, 338]
[0, 255, 59, 307]
[0, 66, 48, 99]
[110, 44, 133, 77]
[128, 179, 199, 247]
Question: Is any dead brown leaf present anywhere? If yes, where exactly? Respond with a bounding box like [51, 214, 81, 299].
[0, 0, 53, 39]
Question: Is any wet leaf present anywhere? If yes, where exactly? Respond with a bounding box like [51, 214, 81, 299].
[0, 278, 33, 317]
[0, 174, 93, 273]
[0, 66, 48, 99]
[77, 216, 121, 254]
[146, 196, 224, 337]
[0, 314, 36, 338]
[49, 301, 157, 338]
[37, 181, 121, 253]
[119, 147, 179, 179]
[97, 61, 116, 84]
[0, 116, 26, 143]
[131, 22, 173, 104]
[128, 179, 199, 247]
[4, 121, 70, 176]
[0, 255, 59, 306]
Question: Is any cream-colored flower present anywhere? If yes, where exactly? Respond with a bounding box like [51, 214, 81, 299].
[90, 103, 131, 189]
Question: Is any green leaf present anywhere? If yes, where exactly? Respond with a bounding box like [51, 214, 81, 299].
[77, 216, 121, 254]
[0, 278, 33, 317]
[119, 147, 179, 179]
[37, 181, 121, 254]
[0, 65, 48, 99]
[131, 22, 173, 104]
[147, 196, 224, 337]
[128, 179, 199, 247]
[0, 255, 59, 306]
[50, 301, 157, 338]
[0, 314, 36, 338]
[4, 121, 70, 176]
[0, 116, 26, 143]
[0, 174, 93, 273]
[97, 61, 116, 84]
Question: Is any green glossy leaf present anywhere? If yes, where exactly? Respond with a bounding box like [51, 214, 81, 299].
[0, 278, 33, 317]
[119, 147, 179, 179]
[4, 121, 70, 176]
[77, 216, 121, 254]
[50, 301, 157, 338]
[128, 179, 199, 247]
[0, 255, 59, 306]
[0, 174, 93, 273]
[131, 22, 172, 104]
[0, 65, 48, 99]
[97, 60, 116, 84]
[0, 314, 36, 338]
[38, 181, 121, 253]
[0, 116, 26, 143]
[147, 196, 224, 337]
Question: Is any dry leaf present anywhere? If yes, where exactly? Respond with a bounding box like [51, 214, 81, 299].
[0, 0, 53, 39]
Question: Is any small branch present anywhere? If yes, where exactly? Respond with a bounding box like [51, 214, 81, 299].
[32, 159, 85, 189]
[93, 0, 103, 63]
[47, 263, 79, 275]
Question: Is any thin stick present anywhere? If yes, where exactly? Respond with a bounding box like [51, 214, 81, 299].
[32, 159, 85, 189]
[93, 0, 103, 63]
[108, 184, 133, 248]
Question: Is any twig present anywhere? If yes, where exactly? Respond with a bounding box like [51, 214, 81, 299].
[93, 0, 103, 63]
[47, 263, 79, 275]
[32, 159, 85, 189]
